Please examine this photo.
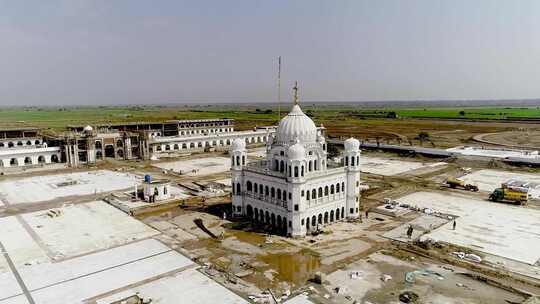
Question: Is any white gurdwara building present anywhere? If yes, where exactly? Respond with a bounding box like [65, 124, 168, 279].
[230, 84, 361, 237]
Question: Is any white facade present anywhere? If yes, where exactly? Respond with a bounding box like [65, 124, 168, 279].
[230, 85, 361, 237]
[150, 129, 274, 156]
[0, 145, 61, 169]
[143, 180, 171, 202]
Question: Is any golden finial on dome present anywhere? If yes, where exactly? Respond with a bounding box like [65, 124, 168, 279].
[293, 81, 299, 105]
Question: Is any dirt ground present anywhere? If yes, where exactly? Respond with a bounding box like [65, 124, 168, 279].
[132, 143, 540, 303]
[4, 117, 540, 304]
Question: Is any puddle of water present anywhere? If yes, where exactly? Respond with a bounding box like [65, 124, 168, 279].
[259, 249, 320, 286]
[230, 230, 266, 245]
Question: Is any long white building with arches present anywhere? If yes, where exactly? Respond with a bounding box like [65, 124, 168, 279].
[0, 128, 62, 170]
[148, 129, 273, 157]
[230, 85, 361, 237]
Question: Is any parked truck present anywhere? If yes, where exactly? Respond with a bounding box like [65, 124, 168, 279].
[445, 177, 479, 192]
[489, 187, 529, 205]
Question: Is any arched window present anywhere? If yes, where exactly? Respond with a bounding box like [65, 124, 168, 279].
[277, 189, 281, 200]
[306, 191, 310, 200]
[342, 182, 345, 192]
[0, 142, 4, 147]
[254, 183, 258, 193]
[242, 155, 245, 166]
[294, 166, 298, 177]
[95, 141, 102, 149]
[274, 159, 279, 171]
[312, 189, 316, 199]
[324, 186, 329, 196]
[345, 157, 349, 166]
[182, 143, 187, 149]
[283, 190, 287, 202]
[301, 166, 304, 176]
[318, 187, 323, 198]
[336, 183, 340, 193]
[280, 160, 284, 173]
[309, 161, 312, 171]
[271, 187, 275, 198]
[236, 156, 240, 166]
[330, 185, 335, 194]
[265, 186, 269, 196]
[174, 144, 179, 150]
[236, 183, 241, 194]
[8, 142, 14, 148]
[165, 145, 171, 151]
[314, 161, 318, 171]
[351, 156, 355, 166]
[26, 140, 32, 145]
[247, 181, 252, 192]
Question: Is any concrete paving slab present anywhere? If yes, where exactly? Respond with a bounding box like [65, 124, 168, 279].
[30, 250, 192, 304]
[21, 201, 159, 260]
[360, 156, 445, 176]
[95, 268, 248, 304]
[0, 217, 49, 272]
[383, 215, 449, 243]
[19, 239, 178, 291]
[153, 157, 231, 176]
[397, 191, 540, 265]
[283, 294, 315, 304]
[0, 296, 28, 304]
[0, 170, 139, 205]
[0, 255, 23, 301]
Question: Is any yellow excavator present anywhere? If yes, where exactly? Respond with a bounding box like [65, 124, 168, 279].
[445, 177, 479, 192]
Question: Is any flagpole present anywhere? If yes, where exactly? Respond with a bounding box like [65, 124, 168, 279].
[277, 56, 281, 122]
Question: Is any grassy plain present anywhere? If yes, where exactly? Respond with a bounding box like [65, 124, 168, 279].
[3, 105, 540, 130]
[2, 105, 540, 148]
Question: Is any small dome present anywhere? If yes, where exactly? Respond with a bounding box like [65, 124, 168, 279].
[288, 142, 306, 160]
[344, 137, 360, 151]
[276, 104, 317, 144]
[83, 125, 93, 132]
[231, 138, 246, 151]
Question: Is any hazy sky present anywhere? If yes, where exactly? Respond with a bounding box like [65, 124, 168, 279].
[2, 0, 540, 105]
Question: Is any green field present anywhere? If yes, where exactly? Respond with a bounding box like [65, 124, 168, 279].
[1, 105, 540, 131]
[350, 106, 540, 120]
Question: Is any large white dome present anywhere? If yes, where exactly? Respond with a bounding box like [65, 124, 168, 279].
[276, 104, 317, 144]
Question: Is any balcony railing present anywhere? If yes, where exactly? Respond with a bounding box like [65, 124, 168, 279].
[243, 192, 289, 210]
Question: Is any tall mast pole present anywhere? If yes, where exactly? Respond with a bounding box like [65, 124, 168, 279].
[277, 56, 281, 122]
